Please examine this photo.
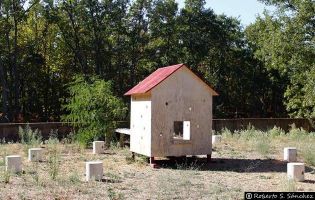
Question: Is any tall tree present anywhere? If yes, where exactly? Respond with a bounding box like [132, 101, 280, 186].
[126, 0, 152, 86]
[246, 0, 315, 117]
[0, 0, 294, 122]
[148, 0, 179, 66]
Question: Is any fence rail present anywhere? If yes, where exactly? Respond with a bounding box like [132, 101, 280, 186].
[0, 118, 314, 141]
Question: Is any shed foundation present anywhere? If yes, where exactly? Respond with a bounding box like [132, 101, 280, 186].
[212, 135, 222, 144]
[6, 155, 22, 173]
[93, 141, 105, 154]
[284, 147, 297, 162]
[86, 161, 103, 181]
[287, 163, 305, 182]
[28, 148, 43, 162]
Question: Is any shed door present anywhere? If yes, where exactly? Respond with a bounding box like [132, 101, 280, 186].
[183, 121, 190, 140]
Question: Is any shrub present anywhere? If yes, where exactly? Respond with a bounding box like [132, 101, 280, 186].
[18, 124, 42, 146]
[288, 125, 308, 141]
[239, 124, 259, 141]
[47, 135, 60, 181]
[221, 128, 233, 139]
[301, 144, 315, 166]
[62, 75, 127, 146]
[268, 126, 285, 138]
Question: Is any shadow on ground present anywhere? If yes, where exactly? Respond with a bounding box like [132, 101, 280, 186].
[154, 157, 314, 173]
[101, 178, 122, 183]
[304, 179, 315, 184]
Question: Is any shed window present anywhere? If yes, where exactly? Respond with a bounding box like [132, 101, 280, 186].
[173, 121, 190, 140]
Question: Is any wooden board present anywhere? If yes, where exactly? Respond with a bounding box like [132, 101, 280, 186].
[150, 66, 213, 157]
[115, 128, 131, 135]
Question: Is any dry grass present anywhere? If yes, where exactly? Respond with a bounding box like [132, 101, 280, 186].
[0, 128, 315, 199]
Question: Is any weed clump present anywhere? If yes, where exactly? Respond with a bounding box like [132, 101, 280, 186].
[268, 126, 285, 138]
[254, 135, 271, 157]
[18, 124, 42, 146]
[47, 135, 60, 181]
[301, 144, 315, 166]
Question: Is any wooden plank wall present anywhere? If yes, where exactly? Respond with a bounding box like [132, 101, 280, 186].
[0, 118, 314, 142]
[0, 122, 74, 141]
[213, 118, 315, 132]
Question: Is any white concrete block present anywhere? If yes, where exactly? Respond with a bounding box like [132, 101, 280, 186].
[28, 148, 43, 162]
[284, 147, 297, 162]
[86, 161, 103, 181]
[212, 135, 222, 144]
[6, 155, 22, 173]
[287, 163, 305, 182]
[93, 141, 105, 154]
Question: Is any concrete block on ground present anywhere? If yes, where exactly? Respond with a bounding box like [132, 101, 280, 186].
[6, 155, 22, 173]
[284, 147, 297, 162]
[28, 148, 43, 162]
[93, 141, 105, 154]
[287, 162, 305, 182]
[86, 161, 103, 181]
[212, 135, 222, 145]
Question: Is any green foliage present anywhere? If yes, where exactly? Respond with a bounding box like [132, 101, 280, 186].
[62, 75, 127, 145]
[301, 144, 315, 166]
[268, 126, 285, 138]
[246, 0, 315, 117]
[2, 170, 11, 184]
[0, 0, 292, 121]
[47, 135, 60, 181]
[18, 124, 42, 146]
[0, 149, 10, 184]
[288, 124, 309, 141]
[221, 128, 235, 140]
[254, 135, 271, 157]
[107, 186, 124, 200]
[68, 171, 81, 184]
[29, 162, 41, 186]
[239, 124, 260, 141]
[220, 125, 315, 161]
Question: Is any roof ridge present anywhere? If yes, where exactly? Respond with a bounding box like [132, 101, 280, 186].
[124, 64, 184, 95]
[159, 63, 184, 69]
[124, 63, 218, 96]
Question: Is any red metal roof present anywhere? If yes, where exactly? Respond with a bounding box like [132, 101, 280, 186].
[125, 64, 183, 95]
[124, 64, 218, 96]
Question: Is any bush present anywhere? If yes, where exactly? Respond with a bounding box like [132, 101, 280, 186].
[301, 144, 315, 166]
[47, 135, 60, 181]
[288, 124, 308, 141]
[62, 75, 127, 146]
[239, 124, 259, 141]
[18, 124, 42, 146]
[221, 128, 233, 139]
[268, 126, 285, 138]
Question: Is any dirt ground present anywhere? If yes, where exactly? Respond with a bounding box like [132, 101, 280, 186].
[0, 138, 314, 200]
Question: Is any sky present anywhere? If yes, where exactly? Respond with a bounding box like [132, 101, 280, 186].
[177, 0, 274, 26]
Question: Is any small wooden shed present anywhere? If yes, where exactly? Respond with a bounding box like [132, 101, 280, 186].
[125, 64, 218, 162]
